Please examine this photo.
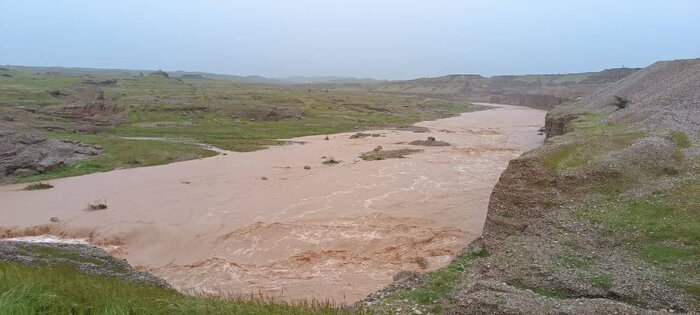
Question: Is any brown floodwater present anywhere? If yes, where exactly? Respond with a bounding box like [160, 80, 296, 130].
[0, 103, 545, 304]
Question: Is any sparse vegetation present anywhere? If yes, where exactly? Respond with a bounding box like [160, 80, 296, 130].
[580, 180, 699, 280]
[671, 130, 692, 160]
[612, 95, 629, 109]
[540, 115, 643, 173]
[589, 273, 614, 289]
[23, 182, 53, 190]
[671, 130, 692, 149]
[365, 249, 487, 313]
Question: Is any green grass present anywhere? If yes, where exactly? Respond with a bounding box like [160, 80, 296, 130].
[672, 130, 692, 160]
[641, 244, 694, 263]
[541, 131, 642, 173]
[578, 178, 700, 296]
[541, 144, 580, 171]
[0, 263, 345, 315]
[584, 197, 699, 249]
[16, 135, 217, 183]
[671, 131, 692, 149]
[589, 274, 613, 290]
[540, 109, 644, 173]
[369, 249, 487, 314]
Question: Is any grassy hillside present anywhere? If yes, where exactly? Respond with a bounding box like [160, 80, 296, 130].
[0, 66, 481, 182]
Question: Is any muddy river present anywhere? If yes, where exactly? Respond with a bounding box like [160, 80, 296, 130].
[0, 103, 545, 304]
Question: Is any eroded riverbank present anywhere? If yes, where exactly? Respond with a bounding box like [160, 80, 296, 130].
[0, 103, 545, 304]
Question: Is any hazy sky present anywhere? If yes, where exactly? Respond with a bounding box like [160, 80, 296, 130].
[1, 0, 699, 79]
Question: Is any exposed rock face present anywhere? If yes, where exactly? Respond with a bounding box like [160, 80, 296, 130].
[481, 154, 560, 243]
[544, 111, 579, 138]
[41, 86, 125, 126]
[0, 129, 101, 183]
[0, 241, 169, 288]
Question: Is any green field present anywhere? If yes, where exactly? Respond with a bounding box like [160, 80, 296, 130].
[1, 66, 483, 182]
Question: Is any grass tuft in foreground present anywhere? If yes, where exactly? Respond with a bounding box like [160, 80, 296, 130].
[0, 262, 351, 315]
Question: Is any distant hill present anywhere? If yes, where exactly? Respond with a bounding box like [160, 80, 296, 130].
[1, 65, 384, 86]
[1, 65, 146, 78]
[280, 76, 386, 85]
[2, 65, 640, 110]
[309, 68, 640, 110]
[352, 68, 639, 98]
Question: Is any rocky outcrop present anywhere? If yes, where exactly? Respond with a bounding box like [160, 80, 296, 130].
[0, 129, 101, 183]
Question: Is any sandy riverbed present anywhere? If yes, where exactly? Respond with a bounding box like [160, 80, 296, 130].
[0, 103, 545, 304]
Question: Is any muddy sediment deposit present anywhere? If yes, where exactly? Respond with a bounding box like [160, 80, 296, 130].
[0, 104, 545, 304]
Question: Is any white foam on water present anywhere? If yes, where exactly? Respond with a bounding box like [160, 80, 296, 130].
[2, 235, 90, 245]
